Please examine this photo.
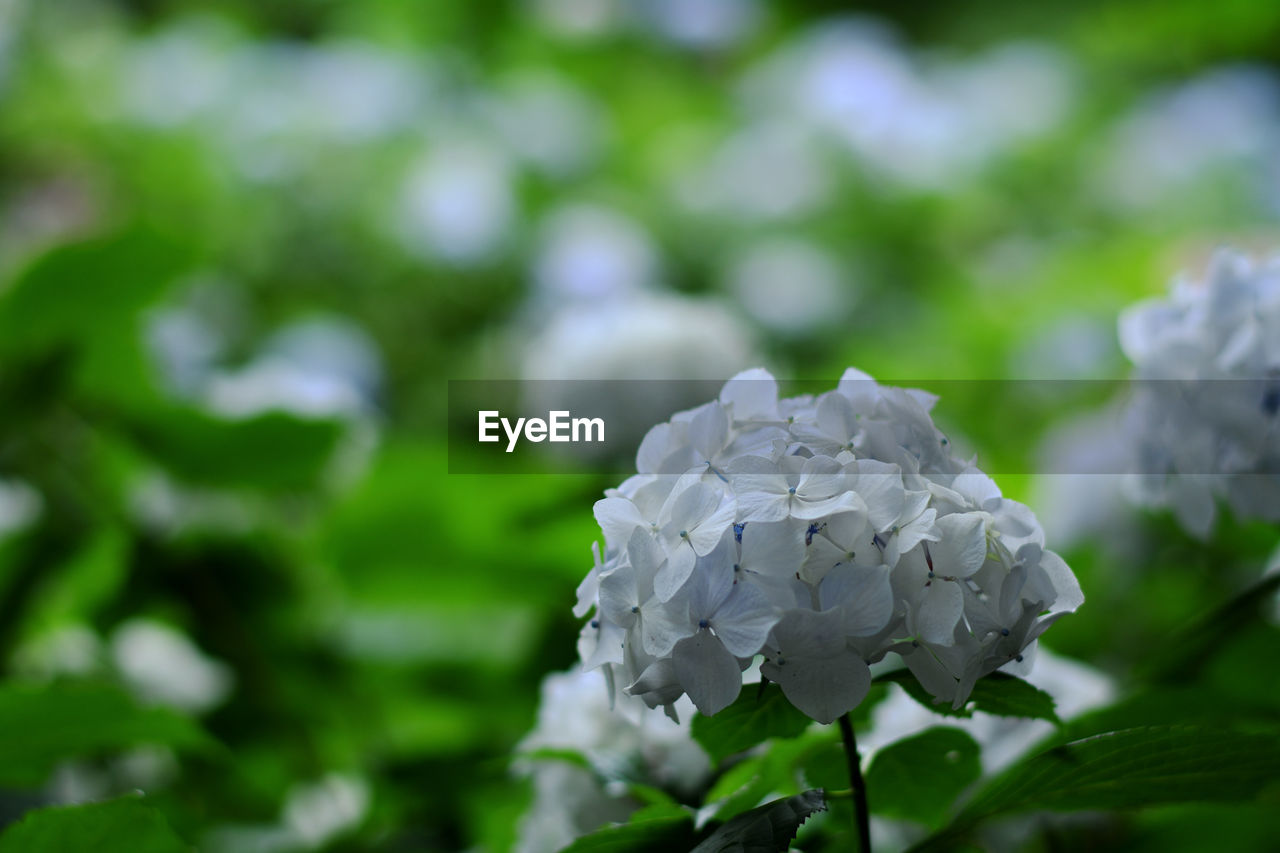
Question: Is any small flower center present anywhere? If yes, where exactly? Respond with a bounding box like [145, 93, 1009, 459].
[788, 486, 797, 495]
[698, 619, 709, 629]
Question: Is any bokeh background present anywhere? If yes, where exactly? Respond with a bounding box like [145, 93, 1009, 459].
[1, 0, 1279, 850]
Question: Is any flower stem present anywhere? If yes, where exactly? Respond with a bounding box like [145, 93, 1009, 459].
[838, 713, 872, 853]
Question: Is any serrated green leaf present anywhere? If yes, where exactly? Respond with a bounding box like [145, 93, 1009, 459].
[558, 814, 696, 853]
[879, 671, 1060, 723]
[692, 682, 814, 764]
[866, 727, 981, 828]
[691, 789, 827, 853]
[913, 724, 1280, 852]
[0, 796, 187, 853]
[0, 681, 217, 788]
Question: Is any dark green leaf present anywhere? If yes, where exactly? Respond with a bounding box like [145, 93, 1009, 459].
[879, 671, 1060, 723]
[1140, 572, 1280, 684]
[559, 814, 696, 853]
[866, 727, 981, 828]
[0, 681, 216, 788]
[691, 789, 826, 853]
[0, 796, 188, 853]
[692, 682, 814, 764]
[706, 732, 826, 822]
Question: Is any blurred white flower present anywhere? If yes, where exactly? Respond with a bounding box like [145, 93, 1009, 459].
[118, 19, 434, 184]
[0, 477, 41, 538]
[638, 0, 761, 50]
[523, 296, 754, 383]
[117, 18, 238, 128]
[486, 72, 605, 178]
[1007, 315, 1119, 380]
[396, 140, 516, 265]
[1117, 249, 1280, 536]
[514, 666, 709, 853]
[203, 316, 382, 421]
[1095, 67, 1280, 211]
[129, 472, 258, 537]
[530, 204, 658, 306]
[273, 43, 429, 142]
[937, 42, 1076, 153]
[283, 773, 370, 848]
[741, 21, 1074, 190]
[520, 293, 758, 457]
[11, 623, 103, 679]
[1266, 542, 1280, 626]
[577, 368, 1082, 721]
[675, 122, 831, 221]
[204, 772, 370, 853]
[1030, 404, 1132, 548]
[723, 238, 853, 335]
[0, 0, 25, 95]
[111, 618, 234, 714]
[529, 0, 626, 41]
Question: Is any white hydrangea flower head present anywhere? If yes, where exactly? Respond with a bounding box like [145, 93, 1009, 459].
[1118, 250, 1280, 536]
[513, 667, 709, 853]
[576, 368, 1083, 724]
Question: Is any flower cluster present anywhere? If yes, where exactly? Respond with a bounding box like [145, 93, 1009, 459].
[575, 369, 1082, 723]
[1119, 250, 1280, 537]
[513, 667, 709, 853]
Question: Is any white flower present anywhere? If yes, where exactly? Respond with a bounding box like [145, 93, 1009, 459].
[654, 480, 737, 600]
[761, 608, 871, 725]
[111, 619, 234, 714]
[1117, 249, 1280, 536]
[512, 666, 711, 853]
[575, 368, 1082, 721]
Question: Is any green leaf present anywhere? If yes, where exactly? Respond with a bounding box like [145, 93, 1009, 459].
[558, 814, 696, 853]
[913, 724, 1280, 852]
[1140, 572, 1280, 684]
[0, 229, 188, 355]
[865, 727, 982, 828]
[517, 747, 595, 772]
[0, 229, 191, 408]
[691, 790, 826, 853]
[706, 731, 828, 822]
[692, 682, 814, 764]
[120, 406, 345, 491]
[0, 681, 216, 788]
[879, 671, 1060, 723]
[0, 796, 188, 853]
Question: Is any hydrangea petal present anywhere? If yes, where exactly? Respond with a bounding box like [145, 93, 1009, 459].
[673, 631, 742, 715]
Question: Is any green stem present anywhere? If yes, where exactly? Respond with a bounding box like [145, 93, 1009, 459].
[838, 713, 872, 853]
